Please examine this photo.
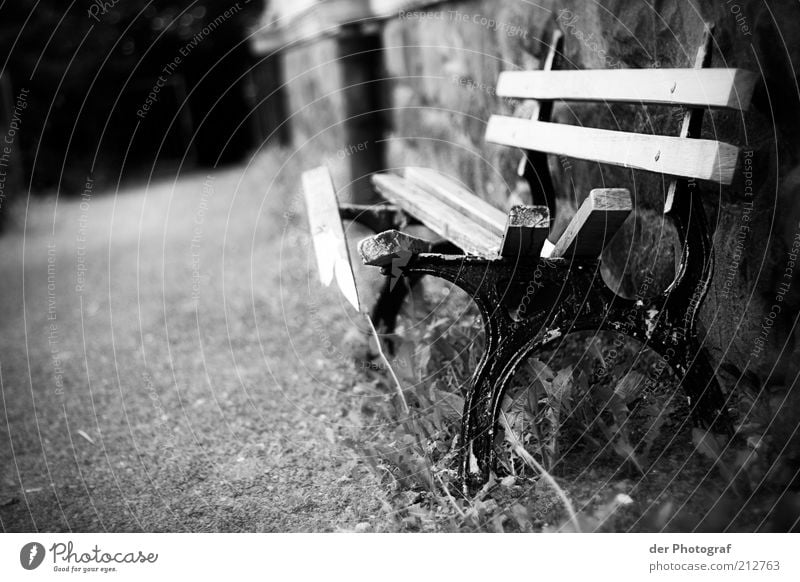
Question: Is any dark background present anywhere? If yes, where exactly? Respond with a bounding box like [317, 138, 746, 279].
[0, 0, 265, 198]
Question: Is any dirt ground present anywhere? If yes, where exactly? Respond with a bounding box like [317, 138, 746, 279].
[0, 150, 387, 532]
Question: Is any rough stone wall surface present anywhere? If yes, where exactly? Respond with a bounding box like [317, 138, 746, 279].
[381, 0, 800, 389]
[281, 38, 354, 194]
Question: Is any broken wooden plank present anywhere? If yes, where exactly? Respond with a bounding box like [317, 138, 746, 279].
[371, 173, 501, 258]
[358, 229, 434, 267]
[550, 188, 632, 258]
[485, 115, 740, 185]
[496, 68, 757, 111]
[301, 166, 361, 311]
[500, 205, 550, 257]
[403, 167, 507, 236]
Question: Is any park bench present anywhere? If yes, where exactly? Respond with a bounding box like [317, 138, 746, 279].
[302, 26, 757, 494]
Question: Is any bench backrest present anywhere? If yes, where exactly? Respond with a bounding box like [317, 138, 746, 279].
[358, 26, 758, 267]
[489, 26, 756, 260]
[487, 58, 757, 187]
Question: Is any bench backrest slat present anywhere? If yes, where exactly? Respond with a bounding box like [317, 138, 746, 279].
[496, 68, 756, 111]
[486, 115, 740, 185]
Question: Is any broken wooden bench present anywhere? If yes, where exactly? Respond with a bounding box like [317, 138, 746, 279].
[302, 27, 757, 494]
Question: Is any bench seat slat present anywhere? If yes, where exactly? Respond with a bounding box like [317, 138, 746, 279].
[403, 167, 507, 236]
[485, 115, 740, 185]
[496, 68, 756, 111]
[371, 173, 501, 258]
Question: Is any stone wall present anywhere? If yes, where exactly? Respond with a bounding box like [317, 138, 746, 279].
[281, 31, 387, 203]
[281, 37, 348, 185]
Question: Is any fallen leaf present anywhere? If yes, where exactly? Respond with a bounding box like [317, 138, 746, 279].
[76, 430, 95, 445]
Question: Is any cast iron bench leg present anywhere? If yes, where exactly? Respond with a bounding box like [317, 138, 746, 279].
[369, 241, 462, 342]
[392, 253, 731, 494]
[675, 342, 732, 433]
[370, 274, 420, 339]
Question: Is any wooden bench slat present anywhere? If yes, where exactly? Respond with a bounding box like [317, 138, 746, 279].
[403, 167, 507, 236]
[485, 115, 740, 185]
[402, 168, 552, 258]
[500, 205, 550, 257]
[371, 173, 501, 258]
[549, 188, 632, 258]
[496, 68, 757, 111]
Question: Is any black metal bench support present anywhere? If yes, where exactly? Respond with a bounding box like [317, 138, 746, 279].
[382, 176, 730, 493]
[349, 151, 731, 494]
[346, 24, 738, 494]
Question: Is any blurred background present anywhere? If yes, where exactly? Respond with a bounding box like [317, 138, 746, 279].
[0, 0, 271, 205]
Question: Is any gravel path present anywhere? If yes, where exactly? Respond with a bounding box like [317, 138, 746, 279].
[0, 152, 385, 532]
